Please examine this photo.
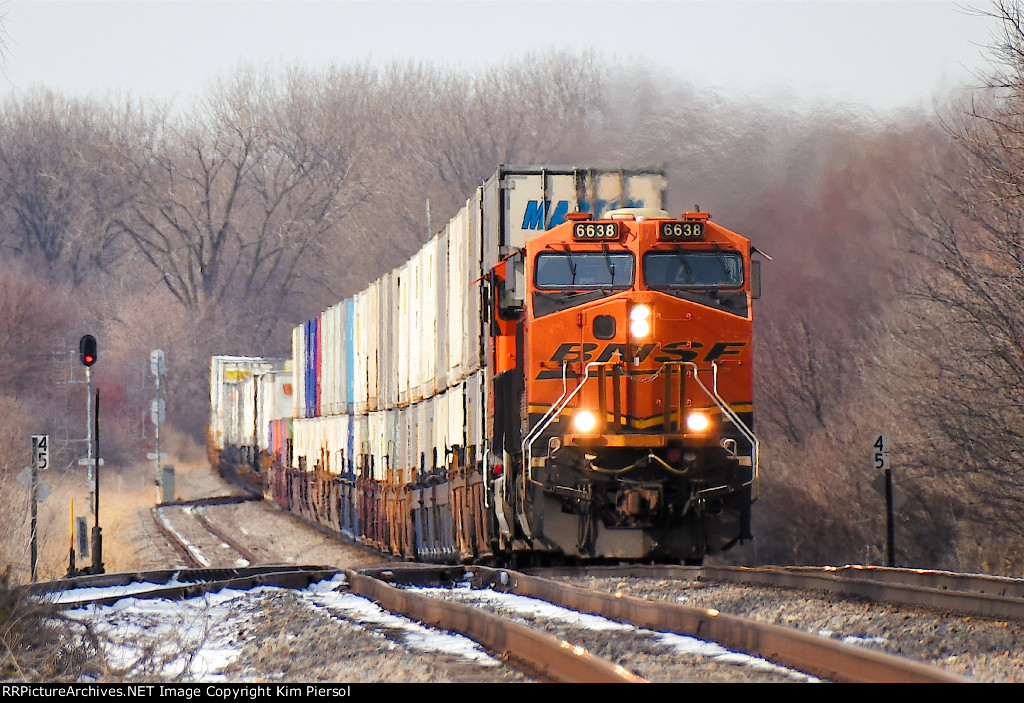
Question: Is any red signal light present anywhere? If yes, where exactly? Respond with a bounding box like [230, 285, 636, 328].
[79, 335, 97, 367]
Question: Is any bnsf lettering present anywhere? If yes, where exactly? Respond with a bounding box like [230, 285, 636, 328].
[548, 342, 658, 364]
[550, 342, 599, 363]
[521, 199, 647, 230]
[654, 341, 702, 363]
[703, 341, 747, 362]
[538, 341, 746, 378]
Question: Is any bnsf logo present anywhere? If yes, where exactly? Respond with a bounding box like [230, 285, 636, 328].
[537, 341, 747, 379]
[521, 199, 647, 230]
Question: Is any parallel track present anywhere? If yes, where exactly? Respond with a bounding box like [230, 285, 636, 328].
[528, 563, 1024, 621]
[152, 497, 260, 568]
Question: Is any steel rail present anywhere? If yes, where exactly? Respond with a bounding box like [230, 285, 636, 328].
[152, 505, 206, 568]
[25, 565, 340, 608]
[346, 566, 645, 683]
[529, 563, 1024, 621]
[152, 499, 259, 569]
[475, 566, 969, 683]
[702, 564, 1024, 621]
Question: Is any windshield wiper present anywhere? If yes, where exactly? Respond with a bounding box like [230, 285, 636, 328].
[672, 245, 694, 283]
[712, 243, 732, 280]
[601, 243, 617, 284]
[562, 244, 578, 284]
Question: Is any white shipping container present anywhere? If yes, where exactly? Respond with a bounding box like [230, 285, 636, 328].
[210, 356, 282, 451]
[446, 205, 468, 382]
[377, 271, 397, 410]
[397, 403, 413, 479]
[464, 196, 485, 376]
[352, 413, 369, 477]
[433, 391, 448, 470]
[397, 259, 413, 406]
[320, 304, 339, 416]
[365, 280, 380, 411]
[368, 411, 387, 480]
[434, 232, 449, 393]
[272, 166, 666, 485]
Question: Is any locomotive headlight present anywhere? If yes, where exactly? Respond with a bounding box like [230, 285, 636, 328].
[686, 411, 710, 433]
[574, 410, 597, 433]
[629, 305, 652, 338]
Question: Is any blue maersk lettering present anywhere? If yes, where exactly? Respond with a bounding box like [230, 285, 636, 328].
[521, 199, 646, 230]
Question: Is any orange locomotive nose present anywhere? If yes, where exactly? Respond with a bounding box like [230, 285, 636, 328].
[517, 208, 757, 561]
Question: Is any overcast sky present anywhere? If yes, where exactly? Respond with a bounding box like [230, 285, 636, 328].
[0, 1, 1004, 114]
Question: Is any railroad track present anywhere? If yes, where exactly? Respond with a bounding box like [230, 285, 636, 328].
[30, 561, 980, 682]
[356, 564, 969, 683]
[152, 496, 260, 568]
[527, 563, 1024, 621]
[40, 487, 1016, 682]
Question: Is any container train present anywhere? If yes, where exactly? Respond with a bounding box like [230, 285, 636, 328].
[209, 165, 761, 565]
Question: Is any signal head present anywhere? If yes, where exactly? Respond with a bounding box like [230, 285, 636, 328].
[79, 334, 97, 367]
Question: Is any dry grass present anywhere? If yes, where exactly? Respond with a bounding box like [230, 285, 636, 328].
[0, 567, 103, 681]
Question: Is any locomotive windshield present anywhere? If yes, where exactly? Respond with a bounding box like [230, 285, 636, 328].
[535, 251, 635, 289]
[643, 249, 744, 289]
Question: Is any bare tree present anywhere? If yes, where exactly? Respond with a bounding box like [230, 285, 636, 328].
[110, 66, 377, 334]
[884, 1, 1024, 568]
[0, 90, 132, 285]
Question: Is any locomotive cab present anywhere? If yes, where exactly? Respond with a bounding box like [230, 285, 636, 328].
[491, 208, 759, 563]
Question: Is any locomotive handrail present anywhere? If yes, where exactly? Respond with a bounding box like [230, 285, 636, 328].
[684, 361, 759, 493]
[521, 360, 609, 491]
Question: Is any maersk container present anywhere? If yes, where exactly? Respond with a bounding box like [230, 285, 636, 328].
[479, 165, 667, 269]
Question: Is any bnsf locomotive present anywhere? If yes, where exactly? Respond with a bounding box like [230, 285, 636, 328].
[209, 165, 761, 565]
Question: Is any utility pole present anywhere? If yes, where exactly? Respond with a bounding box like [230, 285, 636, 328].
[149, 349, 165, 503]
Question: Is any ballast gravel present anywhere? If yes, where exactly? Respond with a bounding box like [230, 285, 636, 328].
[564, 575, 1024, 683]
